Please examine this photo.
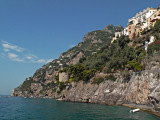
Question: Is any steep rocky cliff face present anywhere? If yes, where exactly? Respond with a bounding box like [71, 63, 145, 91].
[12, 68, 160, 106]
[60, 69, 160, 105]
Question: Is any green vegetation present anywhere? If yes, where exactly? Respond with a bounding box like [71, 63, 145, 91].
[47, 81, 56, 89]
[92, 74, 117, 85]
[125, 61, 143, 71]
[121, 70, 131, 83]
[69, 64, 96, 82]
[20, 78, 33, 91]
[105, 74, 117, 81]
[81, 35, 139, 72]
[54, 75, 59, 83]
[148, 40, 160, 55]
[88, 30, 110, 42]
[59, 67, 68, 73]
[59, 82, 66, 91]
[147, 20, 160, 55]
[153, 20, 160, 33]
[92, 77, 104, 85]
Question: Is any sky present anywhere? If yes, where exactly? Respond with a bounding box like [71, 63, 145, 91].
[0, 0, 159, 95]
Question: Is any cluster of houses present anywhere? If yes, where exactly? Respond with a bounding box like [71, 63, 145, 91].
[112, 4, 160, 42]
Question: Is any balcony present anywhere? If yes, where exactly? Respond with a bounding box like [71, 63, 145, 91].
[150, 16, 160, 22]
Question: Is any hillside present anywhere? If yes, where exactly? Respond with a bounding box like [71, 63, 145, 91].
[12, 21, 160, 113]
[12, 24, 123, 96]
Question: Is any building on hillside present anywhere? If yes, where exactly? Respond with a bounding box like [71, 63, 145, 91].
[111, 4, 160, 43]
[128, 7, 157, 39]
[59, 72, 68, 82]
[111, 26, 128, 43]
[122, 26, 128, 36]
[147, 8, 160, 29]
[111, 31, 123, 43]
[144, 36, 155, 51]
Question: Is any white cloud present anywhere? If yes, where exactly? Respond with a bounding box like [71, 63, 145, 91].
[37, 59, 46, 63]
[8, 53, 24, 62]
[25, 54, 37, 60]
[26, 56, 32, 60]
[1, 40, 24, 52]
[8, 53, 18, 58]
[0, 40, 53, 64]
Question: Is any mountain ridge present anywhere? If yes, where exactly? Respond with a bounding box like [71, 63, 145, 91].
[12, 24, 123, 96]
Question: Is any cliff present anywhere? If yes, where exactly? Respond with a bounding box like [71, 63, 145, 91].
[12, 68, 160, 106]
[12, 22, 160, 112]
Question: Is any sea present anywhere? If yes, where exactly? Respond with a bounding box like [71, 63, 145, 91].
[0, 95, 159, 120]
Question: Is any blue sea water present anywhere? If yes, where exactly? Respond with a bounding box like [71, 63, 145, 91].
[0, 95, 159, 120]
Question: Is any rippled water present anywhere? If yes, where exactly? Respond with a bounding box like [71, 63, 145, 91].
[0, 95, 159, 120]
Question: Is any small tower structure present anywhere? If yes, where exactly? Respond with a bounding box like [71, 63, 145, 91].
[59, 72, 68, 82]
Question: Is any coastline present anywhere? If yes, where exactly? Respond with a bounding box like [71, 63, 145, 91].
[12, 95, 160, 118]
[56, 98, 160, 117]
[122, 104, 160, 117]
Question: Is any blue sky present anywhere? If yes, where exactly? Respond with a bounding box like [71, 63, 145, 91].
[0, 0, 159, 95]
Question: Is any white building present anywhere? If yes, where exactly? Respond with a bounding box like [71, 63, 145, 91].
[122, 26, 128, 36]
[111, 31, 123, 43]
[144, 36, 155, 51]
[129, 7, 157, 30]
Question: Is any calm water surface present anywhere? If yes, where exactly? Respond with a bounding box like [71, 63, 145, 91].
[0, 95, 159, 120]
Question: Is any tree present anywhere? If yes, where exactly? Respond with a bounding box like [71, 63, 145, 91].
[125, 61, 143, 71]
[118, 35, 130, 49]
[153, 20, 160, 33]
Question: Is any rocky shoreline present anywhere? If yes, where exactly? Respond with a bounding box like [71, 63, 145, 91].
[12, 68, 160, 117]
[122, 104, 160, 117]
[13, 95, 160, 117]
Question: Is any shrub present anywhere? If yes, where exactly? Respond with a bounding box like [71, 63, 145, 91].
[154, 33, 160, 40]
[153, 20, 160, 33]
[118, 35, 130, 49]
[79, 57, 86, 63]
[69, 64, 96, 82]
[59, 67, 68, 73]
[125, 61, 143, 71]
[148, 40, 160, 55]
[59, 82, 66, 91]
[92, 77, 104, 85]
[20, 78, 33, 91]
[105, 74, 117, 81]
[47, 81, 56, 89]
[55, 75, 59, 84]
[121, 70, 131, 83]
